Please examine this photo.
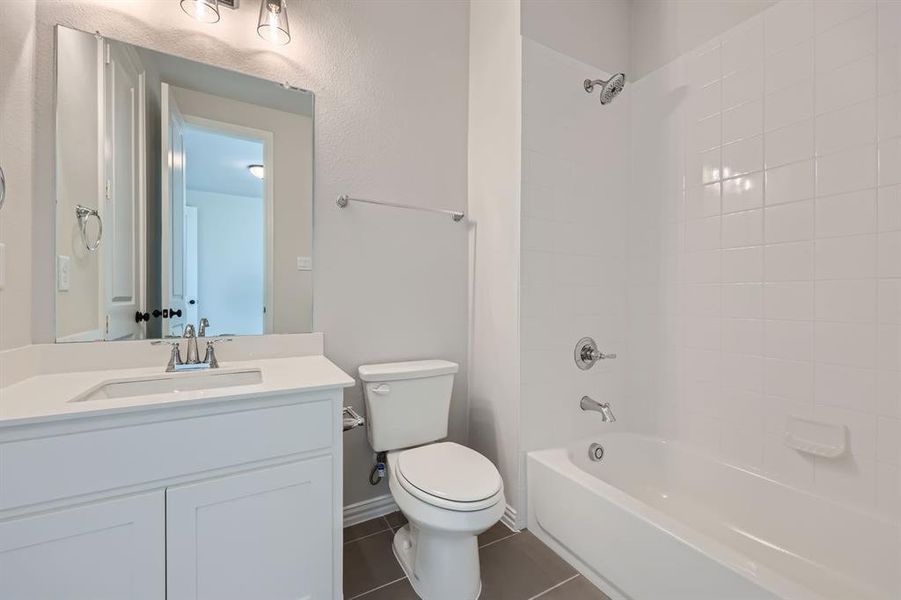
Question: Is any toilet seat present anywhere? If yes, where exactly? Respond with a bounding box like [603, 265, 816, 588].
[394, 442, 503, 512]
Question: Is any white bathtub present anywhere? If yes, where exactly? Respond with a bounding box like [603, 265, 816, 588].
[527, 434, 899, 600]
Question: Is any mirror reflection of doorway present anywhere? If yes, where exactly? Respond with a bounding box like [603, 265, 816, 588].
[163, 83, 270, 337]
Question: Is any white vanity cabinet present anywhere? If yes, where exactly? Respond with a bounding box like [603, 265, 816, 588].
[0, 491, 165, 599]
[0, 383, 347, 600]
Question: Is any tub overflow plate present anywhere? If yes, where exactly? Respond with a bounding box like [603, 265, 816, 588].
[589, 442, 605, 462]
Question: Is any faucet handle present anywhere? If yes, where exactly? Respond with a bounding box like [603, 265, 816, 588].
[152, 340, 183, 372]
[575, 337, 617, 370]
[203, 337, 232, 369]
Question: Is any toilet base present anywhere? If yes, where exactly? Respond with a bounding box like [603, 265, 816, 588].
[392, 524, 482, 600]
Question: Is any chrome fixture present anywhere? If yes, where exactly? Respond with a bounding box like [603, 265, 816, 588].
[581, 396, 615, 422]
[180, 0, 290, 46]
[203, 337, 231, 368]
[180, 0, 221, 23]
[588, 442, 605, 462]
[199, 317, 210, 337]
[153, 332, 232, 372]
[342, 406, 366, 432]
[258, 0, 291, 45]
[337, 194, 465, 222]
[183, 324, 201, 365]
[0, 163, 6, 211]
[75, 205, 103, 252]
[574, 337, 616, 370]
[247, 164, 265, 179]
[584, 73, 626, 105]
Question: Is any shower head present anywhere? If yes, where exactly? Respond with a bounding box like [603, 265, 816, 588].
[584, 73, 626, 105]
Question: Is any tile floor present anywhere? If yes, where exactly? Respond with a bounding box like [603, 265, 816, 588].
[343, 512, 611, 600]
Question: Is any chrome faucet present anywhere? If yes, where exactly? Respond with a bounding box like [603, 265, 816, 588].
[183, 324, 201, 365]
[153, 320, 231, 372]
[581, 396, 616, 422]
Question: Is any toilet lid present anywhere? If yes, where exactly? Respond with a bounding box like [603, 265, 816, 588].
[397, 442, 502, 503]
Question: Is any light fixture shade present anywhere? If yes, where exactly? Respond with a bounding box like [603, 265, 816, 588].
[181, 0, 220, 23]
[258, 0, 291, 45]
[248, 164, 265, 179]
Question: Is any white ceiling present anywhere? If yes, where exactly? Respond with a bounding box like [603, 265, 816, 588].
[184, 126, 264, 198]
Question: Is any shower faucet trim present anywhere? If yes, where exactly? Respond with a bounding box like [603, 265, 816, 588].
[581, 396, 616, 422]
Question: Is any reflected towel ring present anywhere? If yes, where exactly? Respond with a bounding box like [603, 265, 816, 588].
[0, 164, 6, 212]
[75, 204, 103, 252]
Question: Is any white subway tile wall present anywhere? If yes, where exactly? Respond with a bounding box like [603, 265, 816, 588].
[520, 38, 632, 455]
[628, 0, 900, 518]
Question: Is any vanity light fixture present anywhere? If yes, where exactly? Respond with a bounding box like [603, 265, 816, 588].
[248, 164, 265, 179]
[257, 0, 291, 45]
[180, 0, 221, 23]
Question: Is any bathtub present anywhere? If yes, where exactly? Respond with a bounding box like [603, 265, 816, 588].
[527, 434, 899, 600]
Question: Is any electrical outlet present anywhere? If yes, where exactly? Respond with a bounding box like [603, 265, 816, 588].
[296, 256, 313, 271]
[57, 255, 71, 291]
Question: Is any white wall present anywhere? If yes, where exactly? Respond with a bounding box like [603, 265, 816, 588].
[0, 0, 36, 350]
[521, 0, 630, 74]
[630, 0, 777, 79]
[628, 0, 901, 518]
[187, 190, 264, 336]
[468, 0, 523, 525]
[17, 0, 471, 508]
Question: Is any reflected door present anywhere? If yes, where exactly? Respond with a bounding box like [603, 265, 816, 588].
[102, 41, 146, 340]
[161, 82, 188, 336]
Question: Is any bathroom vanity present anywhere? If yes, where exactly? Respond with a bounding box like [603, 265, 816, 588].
[0, 340, 353, 599]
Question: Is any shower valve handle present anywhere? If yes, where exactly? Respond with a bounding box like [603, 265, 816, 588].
[574, 337, 616, 370]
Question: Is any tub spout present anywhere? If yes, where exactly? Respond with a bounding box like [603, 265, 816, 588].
[581, 396, 615, 422]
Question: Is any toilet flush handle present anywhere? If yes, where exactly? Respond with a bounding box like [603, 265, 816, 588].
[371, 384, 391, 395]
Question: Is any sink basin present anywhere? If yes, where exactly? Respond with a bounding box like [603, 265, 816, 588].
[72, 369, 263, 402]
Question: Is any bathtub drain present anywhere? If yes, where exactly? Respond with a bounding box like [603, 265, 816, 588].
[589, 443, 605, 462]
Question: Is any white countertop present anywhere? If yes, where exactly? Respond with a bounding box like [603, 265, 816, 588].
[0, 355, 355, 428]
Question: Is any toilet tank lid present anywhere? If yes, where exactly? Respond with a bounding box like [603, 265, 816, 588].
[358, 360, 459, 382]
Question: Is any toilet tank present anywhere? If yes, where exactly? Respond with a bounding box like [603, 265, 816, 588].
[359, 360, 458, 452]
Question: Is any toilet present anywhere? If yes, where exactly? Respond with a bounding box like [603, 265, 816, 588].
[359, 360, 505, 600]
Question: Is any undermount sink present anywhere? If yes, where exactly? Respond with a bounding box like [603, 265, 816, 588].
[72, 369, 264, 402]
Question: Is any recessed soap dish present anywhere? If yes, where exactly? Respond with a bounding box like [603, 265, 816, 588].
[783, 416, 847, 458]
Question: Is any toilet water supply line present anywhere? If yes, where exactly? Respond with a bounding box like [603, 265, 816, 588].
[370, 451, 387, 485]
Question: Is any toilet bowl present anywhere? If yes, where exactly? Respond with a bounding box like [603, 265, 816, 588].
[358, 360, 506, 600]
[387, 443, 504, 600]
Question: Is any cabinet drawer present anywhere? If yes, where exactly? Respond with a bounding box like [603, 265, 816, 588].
[0, 397, 334, 510]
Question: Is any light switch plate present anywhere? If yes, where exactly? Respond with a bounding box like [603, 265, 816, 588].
[296, 256, 313, 271]
[57, 255, 70, 291]
[0, 243, 5, 290]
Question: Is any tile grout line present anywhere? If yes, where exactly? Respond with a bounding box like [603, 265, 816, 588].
[343, 526, 392, 545]
[343, 516, 393, 544]
[527, 573, 581, 600]
[477, 530, 520, 549]
[347, 575, 408, 600]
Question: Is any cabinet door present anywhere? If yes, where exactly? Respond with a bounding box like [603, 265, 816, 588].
[166, 457, 333, 600]
[0, 492, 165, 600]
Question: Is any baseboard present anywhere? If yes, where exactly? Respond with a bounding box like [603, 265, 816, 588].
[343, 493, 399, 528]
[501, 503, 521, 531]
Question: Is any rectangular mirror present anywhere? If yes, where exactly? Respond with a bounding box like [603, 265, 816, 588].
[54, 25, 313, 342]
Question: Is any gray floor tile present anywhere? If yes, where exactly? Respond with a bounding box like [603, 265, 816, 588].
[344, 516, 390, 543]
[478, 521, 518, 547]
[343, 530, 405, 598]
[351, 577, 418, 599]
[384, 510, 408, 530]
[536, 576, 612, 600]
[478, 531, 577, 600]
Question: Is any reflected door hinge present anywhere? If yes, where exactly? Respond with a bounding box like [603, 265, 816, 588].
[105, 180, 111, 200]
[105, 314, 110, 336]
[105, 43, 110, 65]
